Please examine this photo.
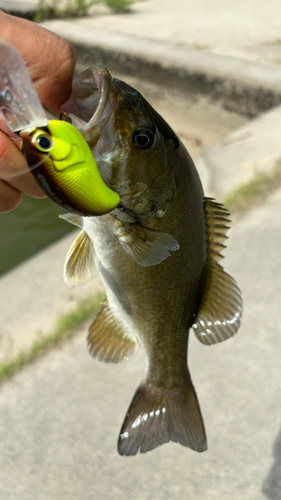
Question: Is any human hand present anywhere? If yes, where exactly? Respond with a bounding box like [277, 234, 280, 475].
[0, 11, 76, 212]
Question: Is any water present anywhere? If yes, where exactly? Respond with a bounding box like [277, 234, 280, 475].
[0, 196, 74, 276]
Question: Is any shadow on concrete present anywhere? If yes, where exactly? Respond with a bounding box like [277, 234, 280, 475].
[263, 427, 281, 500]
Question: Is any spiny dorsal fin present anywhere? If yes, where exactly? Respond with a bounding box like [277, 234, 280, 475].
[64, 230, 97, 288]
[87, 302, 137, 363]
[118, 381, 207, 456]
[116, 223, 180, 267]
[192, 198, 242, 345]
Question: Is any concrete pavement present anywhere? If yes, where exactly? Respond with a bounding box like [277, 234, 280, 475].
[2, 0, 281, 114]
[2, 0, 281, 65]
[197, 104, 281, 200]
[0, 232, 104, 363]
[0, 189, 281, 499]
[42, 17, 281, 117]
[0, 2, 281, 498]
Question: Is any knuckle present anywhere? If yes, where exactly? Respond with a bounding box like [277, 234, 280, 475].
[60, 38, 76, 67]
[40, 36, 76, 109]
[52, 37, 76, 79]
[0, 132, 27, 179]
[4, 193, 23, 212]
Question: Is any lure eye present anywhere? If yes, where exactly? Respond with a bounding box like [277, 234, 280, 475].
[34, 133, 54, 152]
[132, 129, 155, 150]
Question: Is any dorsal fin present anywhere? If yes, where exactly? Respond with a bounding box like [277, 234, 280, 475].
[192, 198, 242, 345]
[87, 302, 137, 363]
[64, 230, 97, 288]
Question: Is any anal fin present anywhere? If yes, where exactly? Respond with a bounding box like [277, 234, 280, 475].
[118, 381, 207, 456]
[193, 198, 243, 345]
[88, 302, 137, 363]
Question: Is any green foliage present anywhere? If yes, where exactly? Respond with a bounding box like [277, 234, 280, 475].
[224, 158, 281, 217]
[0, 294, 103, 383]
[103, 0, 135, 12]
[35, 0, 135, 20]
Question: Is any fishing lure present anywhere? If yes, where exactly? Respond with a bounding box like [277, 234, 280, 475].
[0, 40, 120, 216]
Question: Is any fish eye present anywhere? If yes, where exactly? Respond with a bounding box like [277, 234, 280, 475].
[34, 133, 54, 152]
[132, 129, 155, 150]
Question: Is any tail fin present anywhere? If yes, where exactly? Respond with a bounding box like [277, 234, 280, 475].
[118, 382, 207, 456]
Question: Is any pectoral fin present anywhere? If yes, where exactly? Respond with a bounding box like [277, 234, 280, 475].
[193, 198, 242, 345]
[116, 223, 180, 267]
[88, 302, 137, 362]
[64, 230, 97, 288]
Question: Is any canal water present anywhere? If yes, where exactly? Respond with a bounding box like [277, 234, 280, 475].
[0, 196, 74, 276]
[0, 74, 247, 277]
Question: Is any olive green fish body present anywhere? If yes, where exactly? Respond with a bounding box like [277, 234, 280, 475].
[62, 69, 243, 455]
[78, 141, 208, 454]
[21, 120, 120, 216]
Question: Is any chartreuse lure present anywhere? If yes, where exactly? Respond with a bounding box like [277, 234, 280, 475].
[0, 40, 120, 216]
[20, 120, 120, 215]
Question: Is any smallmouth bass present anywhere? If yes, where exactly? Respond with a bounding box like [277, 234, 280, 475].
[35, 66, 243, 455]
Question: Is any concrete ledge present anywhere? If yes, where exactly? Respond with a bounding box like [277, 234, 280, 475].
[42, 20, 281, 117]
[0, 0, 37, 19]
[195, 104, 281, 199]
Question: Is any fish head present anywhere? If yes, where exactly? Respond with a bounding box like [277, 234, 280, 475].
[19, 63, 181, 218]
[73, 65, 181, 217]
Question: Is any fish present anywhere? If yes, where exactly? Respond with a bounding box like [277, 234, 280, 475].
[43, 65, 243, 455]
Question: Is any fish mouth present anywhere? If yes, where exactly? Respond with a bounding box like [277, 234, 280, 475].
[70, 64, 115, 137]
[68, 66, 158, 221]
